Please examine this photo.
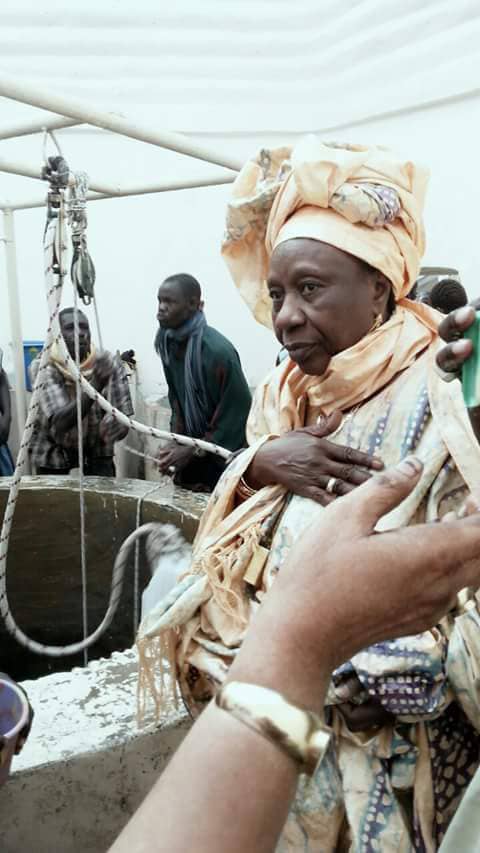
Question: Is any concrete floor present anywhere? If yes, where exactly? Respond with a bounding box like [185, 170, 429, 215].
[1, 649, 190, 853]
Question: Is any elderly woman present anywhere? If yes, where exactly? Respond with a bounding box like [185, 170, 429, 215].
[138, 139, 480, 851]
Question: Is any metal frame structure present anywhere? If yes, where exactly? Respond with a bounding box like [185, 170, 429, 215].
[0, 69, 242, 448]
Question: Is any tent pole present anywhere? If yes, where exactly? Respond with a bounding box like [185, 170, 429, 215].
[0, 70, 243, 171]
[2, 209, 29, 472]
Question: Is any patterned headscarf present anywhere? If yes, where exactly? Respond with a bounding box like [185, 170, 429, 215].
[222, 136, 429, 327]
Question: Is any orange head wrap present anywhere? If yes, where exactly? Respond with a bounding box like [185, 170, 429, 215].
[222, 135, 428, 327]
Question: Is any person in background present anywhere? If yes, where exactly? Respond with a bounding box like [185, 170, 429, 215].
[410, 277, 468, 314]
[425, 277, 468, 314]
[110, 459, 480, 853]
[154, 273, 251, 492]
[29, 307, 133, 476]
[0, 349, 14, 476]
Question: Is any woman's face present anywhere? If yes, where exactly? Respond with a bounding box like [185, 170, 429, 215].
[267, 238, 391, 376]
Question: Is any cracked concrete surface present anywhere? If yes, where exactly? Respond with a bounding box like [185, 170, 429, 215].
[1, 648, 190, 853]
[0, 476, 205, 849]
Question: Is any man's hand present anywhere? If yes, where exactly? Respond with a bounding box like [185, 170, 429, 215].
[92, 352, 114, 390]
[246, 411, 383, 505]
[99, 415, 128, 444]
[436, 303, 480, 441]
[157, 441, 195, 475]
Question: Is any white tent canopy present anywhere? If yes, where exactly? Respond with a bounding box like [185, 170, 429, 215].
[1, 0, 480, 454]
[1, 0, 479, 132]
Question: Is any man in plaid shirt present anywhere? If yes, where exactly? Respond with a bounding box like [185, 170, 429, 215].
[29, 307, 133, 476]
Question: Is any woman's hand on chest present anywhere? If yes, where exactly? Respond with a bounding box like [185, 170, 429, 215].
[246, 410, 384, 505]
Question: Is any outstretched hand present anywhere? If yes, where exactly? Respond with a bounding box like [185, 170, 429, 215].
[240, 457, 480, 689]
[109, 458, 480, 853]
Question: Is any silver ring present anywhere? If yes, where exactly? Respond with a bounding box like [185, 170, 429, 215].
[167, 465, 176, 475]
[434, 361, 459, 384]
[326, 477, 338, 495]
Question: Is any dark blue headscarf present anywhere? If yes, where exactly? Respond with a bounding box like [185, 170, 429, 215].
[0, 444, 14, 477]
[155, 311, 209, 437]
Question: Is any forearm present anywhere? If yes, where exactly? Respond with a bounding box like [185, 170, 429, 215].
[110, 604, 331, 853]
[246, 452, 271, 490]
[111, 704, 298, 853]
[243, 437, 280, 490]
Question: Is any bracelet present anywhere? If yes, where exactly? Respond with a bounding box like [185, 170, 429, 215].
[434, 361, 459, 384]
[215, 681, 331, 776]
[452, 587, 478, 616]
[236, 476, 258, 501]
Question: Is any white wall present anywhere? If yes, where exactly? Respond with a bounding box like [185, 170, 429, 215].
[1, 94, 480, 405]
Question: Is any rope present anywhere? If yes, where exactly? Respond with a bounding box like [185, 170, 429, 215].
[122, 442, 162, 469]
[109, 522, 179, 636]
[42, 127, 64, 162]
[0, 157, 233, 658]
[52, 352, 233, 461]
[92, 297, 104, 351]
[133, 483, 165, 639]
[72, 286, 89, 665]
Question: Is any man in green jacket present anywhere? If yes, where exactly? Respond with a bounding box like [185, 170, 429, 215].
[155, 273, 251, 492]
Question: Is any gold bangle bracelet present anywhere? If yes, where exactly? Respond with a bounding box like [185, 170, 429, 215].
[236, 476, 258, 501]
[215, 681, 331, 776]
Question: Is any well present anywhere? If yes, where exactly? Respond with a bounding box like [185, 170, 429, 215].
[0, 476, 207, 852]
[0, 476, 207, 680]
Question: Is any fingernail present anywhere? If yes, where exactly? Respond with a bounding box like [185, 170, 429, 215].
[451, 339, 470, 355]
[396, 456, 423, 477]
[371, 458, 384, 470]
[456, 306, 474, 324]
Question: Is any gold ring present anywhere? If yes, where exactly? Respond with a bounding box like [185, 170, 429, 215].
[326, 477, 338, 495]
